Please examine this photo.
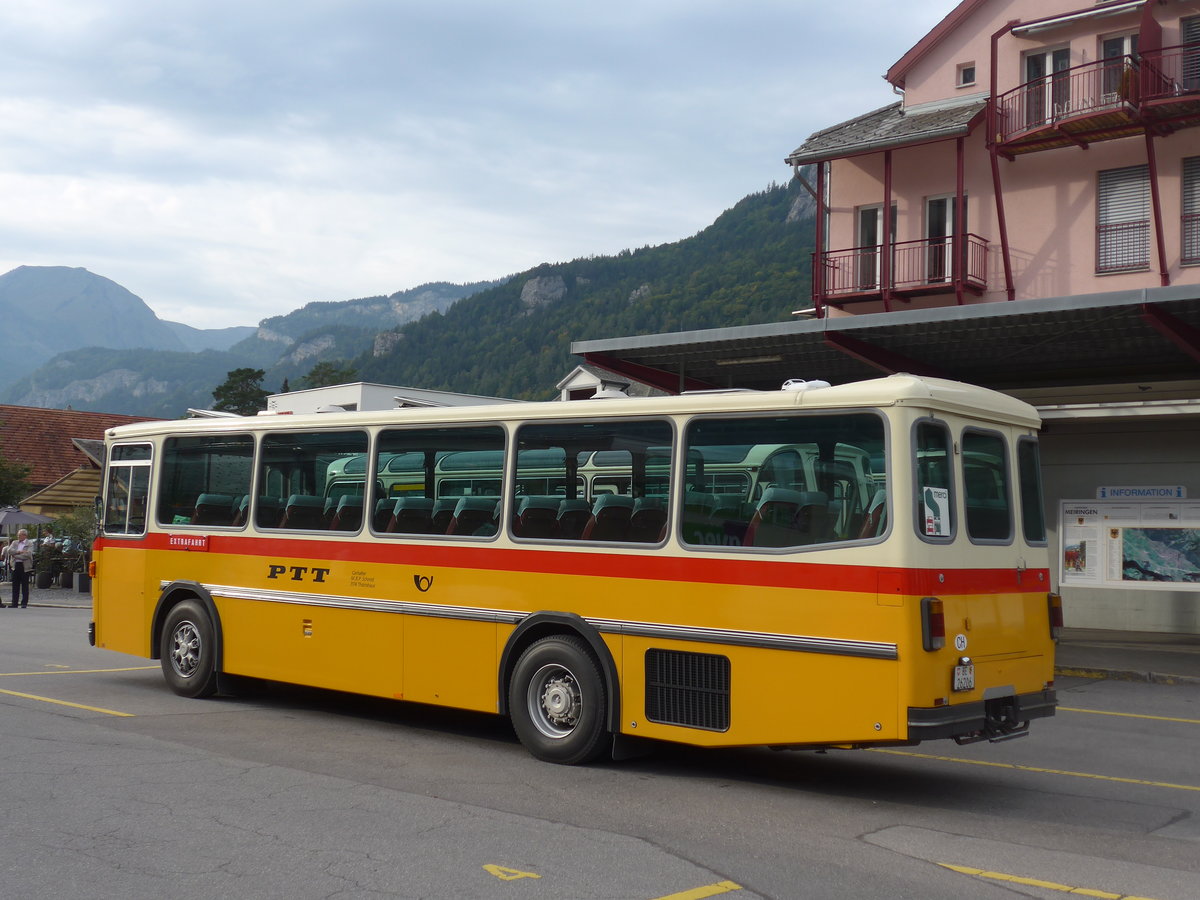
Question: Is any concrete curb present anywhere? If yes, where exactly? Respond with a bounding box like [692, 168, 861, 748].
[1056, 665, 1200, 686]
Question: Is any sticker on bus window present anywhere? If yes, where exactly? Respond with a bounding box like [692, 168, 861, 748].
[923, 487, 950, 537]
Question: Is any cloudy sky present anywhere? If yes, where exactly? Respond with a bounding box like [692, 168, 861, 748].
[0, 0, 952, 329]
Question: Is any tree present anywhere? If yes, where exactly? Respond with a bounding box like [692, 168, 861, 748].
[300, 360, 357, 389]
[0, 452, 31, 506]
[280, 378, 290, 394]
[212, 368, 270, 416]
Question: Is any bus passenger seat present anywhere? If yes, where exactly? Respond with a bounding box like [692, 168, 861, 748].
[557, 499, 592, 540]
[373, 498, 395, 531]
[329, 495, 364, 531]
[745, 488, 828, 547]
[254, 496, 283, 529]
[388, 497, 434, 533]
[447, 497, 497, 536]
[193, 493, 236, 526]
[581, 494, 635, 542]
[629, 497, 667, 543]
[515, 496, 559, 538]
[431, 498, 459, 534]
[231, 495, 250, 527]
[280, 494, 326, 530]
[858, 489, 887, 539]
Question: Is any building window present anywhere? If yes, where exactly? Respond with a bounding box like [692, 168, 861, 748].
[1184, 157, 1200, 266]
[1100, 33, 1138, 101]
[1023, 47, 1071, 125]
[957, 62, 976, 87]
[1097, 165, 1149, 273]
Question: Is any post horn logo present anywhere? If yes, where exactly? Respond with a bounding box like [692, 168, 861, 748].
[413, 574, 434, 593]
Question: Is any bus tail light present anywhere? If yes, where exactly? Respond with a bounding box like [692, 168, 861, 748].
[1048, 592, 1063, 641]
[88, 560, 97, 578]
[921, 597, 945, 651]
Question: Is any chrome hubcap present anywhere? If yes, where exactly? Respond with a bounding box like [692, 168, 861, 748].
[526, 663, 581, 739]
[169, 621, 202, 679]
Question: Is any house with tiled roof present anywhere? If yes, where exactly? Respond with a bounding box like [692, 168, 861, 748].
[0, 406, 157, 517]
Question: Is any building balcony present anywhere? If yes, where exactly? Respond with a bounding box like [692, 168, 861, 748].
[813, 234, 988, 311]
[995, 44, 1200, 157]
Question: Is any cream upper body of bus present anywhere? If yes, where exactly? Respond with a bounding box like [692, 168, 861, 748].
[91, 374, 1058, 764]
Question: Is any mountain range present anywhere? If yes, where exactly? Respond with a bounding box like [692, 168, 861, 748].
[1, 179, 815, 416]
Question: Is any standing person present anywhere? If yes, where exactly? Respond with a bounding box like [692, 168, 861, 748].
[7, 529, 33, 608]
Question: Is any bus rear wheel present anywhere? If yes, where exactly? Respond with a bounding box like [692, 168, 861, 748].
[160, 599, 219, 698]
[509, 635, 609, 765]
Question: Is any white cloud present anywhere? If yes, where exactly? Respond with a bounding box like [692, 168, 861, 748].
[0, 0, 954, 327]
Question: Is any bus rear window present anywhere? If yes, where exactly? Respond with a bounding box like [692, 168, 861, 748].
[682, 413, 885, 550]
[962, 431, 1012, 543]
[915, 421, 953, 540]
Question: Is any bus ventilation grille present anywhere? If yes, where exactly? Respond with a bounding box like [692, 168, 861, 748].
[645, 649, 731, 732]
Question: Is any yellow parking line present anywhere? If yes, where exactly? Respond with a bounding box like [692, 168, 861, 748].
[0, 687, 134, 717]
[651, 880, 742, 900]
[0, 666, 157, 677]
[939, 862, 1160, 899]
[870, 748, 1200, 793]
[1059, 706, 1200, 726]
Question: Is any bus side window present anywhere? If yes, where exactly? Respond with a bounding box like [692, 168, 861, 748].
[258, 431, 368, 532]
[512, 421, 672, 543]
[370, 426, 506, 539]
[683, 413, 886, 551]
[103, 445, 152, 536]
[156, 435, 253, 529]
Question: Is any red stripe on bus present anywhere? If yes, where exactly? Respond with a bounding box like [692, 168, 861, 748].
[96, 534, 1049, 596]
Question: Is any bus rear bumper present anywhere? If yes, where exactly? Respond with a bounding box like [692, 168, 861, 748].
[907, 689, 1056, 745]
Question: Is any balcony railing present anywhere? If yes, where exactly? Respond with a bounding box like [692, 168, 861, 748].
[1096, 220, 1150, 273]
[996, 43, 1200, 150]
[1140, 42, 1200, 104]
[997, 55, 1139, 144]
[815, 234, 988, 301]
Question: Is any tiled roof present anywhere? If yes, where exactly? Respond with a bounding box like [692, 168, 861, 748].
[786, 98, 987, 166]
[0, 405, 157, 490]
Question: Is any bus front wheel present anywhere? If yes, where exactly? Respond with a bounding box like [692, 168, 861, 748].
[509, 635, 609, 765]
[160, 599, 219, 699]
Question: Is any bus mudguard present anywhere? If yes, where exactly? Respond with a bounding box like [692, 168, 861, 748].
[498, 611, 621, 733]
[151, 580, 224, 670]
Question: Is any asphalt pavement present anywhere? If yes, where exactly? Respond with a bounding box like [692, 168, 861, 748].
[12, 581, 1200, 685]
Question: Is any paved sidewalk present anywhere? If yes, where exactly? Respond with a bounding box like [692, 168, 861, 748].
[14, 584, 1200, 685]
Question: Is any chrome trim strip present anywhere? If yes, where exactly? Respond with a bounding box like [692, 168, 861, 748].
[585, 617, 898, 659]
[166, 582, 898, 660]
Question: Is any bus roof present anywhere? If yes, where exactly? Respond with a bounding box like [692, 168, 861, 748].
[106, 374, 1040, 441]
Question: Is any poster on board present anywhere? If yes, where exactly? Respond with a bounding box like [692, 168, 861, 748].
[1060, 500, 1200, 590]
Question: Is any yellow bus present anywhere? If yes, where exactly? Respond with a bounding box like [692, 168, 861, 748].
[90, 374, 1059, 764]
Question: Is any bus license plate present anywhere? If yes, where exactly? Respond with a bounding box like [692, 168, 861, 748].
[953, 664, 975, 692]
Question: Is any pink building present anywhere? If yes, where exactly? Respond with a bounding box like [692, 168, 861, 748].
[788, 0, 1200, 317]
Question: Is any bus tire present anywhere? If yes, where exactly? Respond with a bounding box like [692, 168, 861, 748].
[509, 635, 609, 765]
[160, 599, 219, 699]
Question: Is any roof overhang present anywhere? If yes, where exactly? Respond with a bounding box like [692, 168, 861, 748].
[571, 286, 1200, 406]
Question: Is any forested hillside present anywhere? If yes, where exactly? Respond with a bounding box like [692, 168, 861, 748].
[358, 180, 814, 399]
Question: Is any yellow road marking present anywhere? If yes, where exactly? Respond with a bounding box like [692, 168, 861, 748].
[939, 862, 1160, 899]
[482, 864, 539, 881]
[0, 666, 157, 677]
[652, 880, 742, 900]
[870, 748, 1200, 793]
[1059, 706, 1200, 726]
[0, 687, 134, 717]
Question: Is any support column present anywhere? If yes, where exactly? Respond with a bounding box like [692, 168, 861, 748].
[1145, 132, 1170, 287]
[882, 149, 893, 312]
[955, 136, 966, 305]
